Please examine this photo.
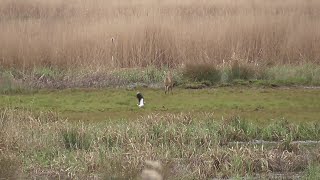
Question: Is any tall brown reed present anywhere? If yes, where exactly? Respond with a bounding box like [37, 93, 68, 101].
[0, 0, 320, 70]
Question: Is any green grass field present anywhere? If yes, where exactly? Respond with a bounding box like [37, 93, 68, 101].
[2, 87, 319, 123]
[1, 87, 320, 179]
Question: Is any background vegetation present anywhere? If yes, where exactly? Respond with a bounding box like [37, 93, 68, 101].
[0, 0, 319, 70]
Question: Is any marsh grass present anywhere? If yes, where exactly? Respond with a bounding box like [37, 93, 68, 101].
[62, 128, 92, 150]
[262, 120, 320, 141]
[0, 109, 319, 179]
[0, 0, 320, 70]
[0, 71, 26, 94]
[112, 66, 166, 85]
[222, 117, 259, 142]
[1, 63, 320, 92]
[229, 61, 257, 81]
[183, 64, 221, 85]
[265, 64, 320, 86]
[304, 164, 320, 180]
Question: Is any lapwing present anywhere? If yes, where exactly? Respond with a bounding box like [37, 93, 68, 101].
[136, 92, 145, 108]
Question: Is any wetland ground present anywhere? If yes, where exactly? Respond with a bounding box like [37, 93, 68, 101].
[1, 87, 319, 123]
[1, 87, 320, 179]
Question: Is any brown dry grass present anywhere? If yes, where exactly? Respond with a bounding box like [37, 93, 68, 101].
[0, 0, 320, 70]
[0, 109, 319, 179]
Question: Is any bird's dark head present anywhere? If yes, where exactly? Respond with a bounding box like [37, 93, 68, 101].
[136, 92, 144, 101]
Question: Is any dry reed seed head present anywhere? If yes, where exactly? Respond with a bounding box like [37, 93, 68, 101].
[231, 52, 237, 61]
[145, 160, 162, 171]
[141, 169, 163, 180]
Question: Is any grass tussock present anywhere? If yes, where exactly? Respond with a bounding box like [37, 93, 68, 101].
[0, 109, 319, 179]
[183, 63, 221, 85]
[0, 0, 320, 70]
[62, 127, 92, 150]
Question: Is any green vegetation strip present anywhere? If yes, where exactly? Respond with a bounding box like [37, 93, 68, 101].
[1, 64, 320, 92]
[1, 87, 319, 123]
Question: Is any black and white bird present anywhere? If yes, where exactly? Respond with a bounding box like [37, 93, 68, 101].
[136, 92, 145, 108]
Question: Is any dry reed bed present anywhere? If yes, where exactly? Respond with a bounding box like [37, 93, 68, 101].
[0, 109, 319, 179]
[0, 0, 320, 70]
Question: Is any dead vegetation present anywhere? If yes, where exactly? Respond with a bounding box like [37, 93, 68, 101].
[0, 109, 319, 179]
[0, 0, 319, 70]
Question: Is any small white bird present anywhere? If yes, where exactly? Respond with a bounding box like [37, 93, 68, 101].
[136, 92, 145, 108]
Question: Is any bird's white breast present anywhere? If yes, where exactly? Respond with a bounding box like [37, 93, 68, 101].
[138, 98, 144, 108]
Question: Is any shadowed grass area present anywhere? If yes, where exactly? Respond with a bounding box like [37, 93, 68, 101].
[1, 87, 319, 123]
